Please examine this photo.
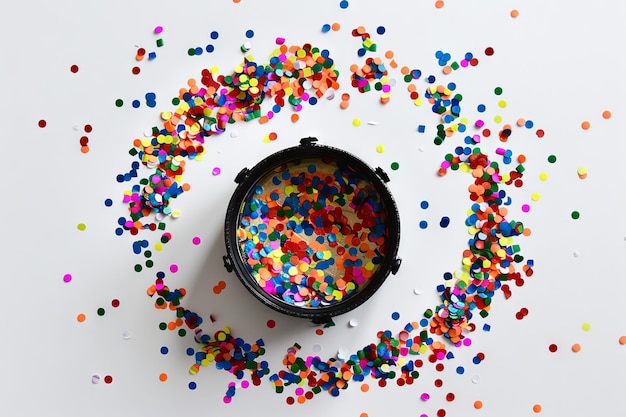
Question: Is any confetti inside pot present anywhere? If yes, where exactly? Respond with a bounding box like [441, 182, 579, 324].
[223, 137, 401, 323]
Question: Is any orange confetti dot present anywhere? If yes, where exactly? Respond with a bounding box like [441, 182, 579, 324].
[602, 110, 612, 119]
[571, 343, 581, 352]
[510, 9, 519, 18]
[474, 400, 483, 409]
[315, 329, 324, 335]
[533, 404, 542, 413]
[77, 313, 86, 322]
[435, 0, 444, 8]
[619, 335, 626, 345]
[331, 22, 341, 31]
[159, 373, 168, 381]
[581, 121, 590, 130]
[339, 101, 349, 110]
[269, 132, 278, 141]
[290, 113, 299, 123]
[80, 145, 90, 154]
[361, 383, 370, 392]
[384, 50, 394, 59]
[360, 414, 368, 417]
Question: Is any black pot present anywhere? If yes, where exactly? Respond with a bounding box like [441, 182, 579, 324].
[223, 137, 401, 323]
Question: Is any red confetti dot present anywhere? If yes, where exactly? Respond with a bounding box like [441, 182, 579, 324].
[104, 375, 113, 384]
[70, 64, 79, 73]
[434, 378, 443, 387]
[536, 129, 545, 138]
[38, 119, 47, 128]
[485, 47, 494, 56]
[84, 124, 93, 133]
[132, 66, 141, 75]
[111, 299, 120, 308]
[286, 396, 295, 405]
[548, 344, 558, 352]
[446, 392, 455, 401]
[477, 352, 485, 360]
[266, 319, 276, 328]
[435, 363, 444, 372]
[437, 409, 446, 417]
[378, 379, 387, 387]
[79, 136, 89, 146]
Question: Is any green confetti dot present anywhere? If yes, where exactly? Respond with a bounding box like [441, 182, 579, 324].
[494, 87, 503, 95]
[178, 329, 187, 337]
[571, 211, 580, 219]
[391, 162, 399, 170]
[172, 97, 180, 105]
[187, 48, 196, 56]
[134, 264, 143, 272]
[145, 260, 154, 268]
[97, 308, 105, 316]
[115, 99, 124, 107]
[77, 223, 86, 231]
[159, 322, 167, 330]
[548, 155, 557, 163]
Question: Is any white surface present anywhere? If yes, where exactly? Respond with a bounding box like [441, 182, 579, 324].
[2, 1, 626, 416]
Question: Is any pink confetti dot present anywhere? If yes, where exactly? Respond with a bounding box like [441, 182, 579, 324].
[212, 167, 221, 176]
[192, 236, 201, 245]
[170, 264, 178, 273]
[63, 274, 72, 283]
[154, 26, 163, 34]
[521, 204, 530, 212]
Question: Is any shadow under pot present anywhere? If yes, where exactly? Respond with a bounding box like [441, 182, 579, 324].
[223, 137, 401, 324]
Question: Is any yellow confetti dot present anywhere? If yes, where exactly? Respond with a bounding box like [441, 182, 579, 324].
[494, 115, 503, 124]
[582, 322, 591, 332]
[376, 144, 385, 153]
[497, 100, 507, 108]
[352, 118, 361, 127]
[539, 172, 548, 181]
[531, 192, 540, 201]
[577, 167, 587, 179]
[77, 223, 86, 231]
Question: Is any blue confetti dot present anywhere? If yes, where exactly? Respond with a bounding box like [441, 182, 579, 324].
[473, 356, 481, 364]
[188, 381, 197, 390]
[440, 216, 450, 228]
[525, 120, 534, 128]
[160, 346, 169, 355]
[456, 366, 465, 374]
[376, 26, 385, 34]
[210, 31, 219, 39]
[419, 220, 428, 229]
[186, 347, 195, 356]
[206, 44, 214, 53]
[104, 198, 113, 207]
[132, 100, 140, 108]
[391, 311, 400, 320]
[322, 24, 331, 33]
[477, 104, 486, 112]
[245, 29, 254, 38]
[115, 228, 123, 236]
[420, 200, 429, 209]
[339, 0, 349, 8]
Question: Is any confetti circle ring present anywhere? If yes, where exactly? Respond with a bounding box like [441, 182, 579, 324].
[224, 137, 402, 322]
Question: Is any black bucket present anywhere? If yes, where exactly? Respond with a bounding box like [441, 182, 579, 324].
[223, 137, 401, 323]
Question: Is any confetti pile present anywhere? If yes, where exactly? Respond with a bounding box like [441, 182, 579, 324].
[55, 3, 621, 415]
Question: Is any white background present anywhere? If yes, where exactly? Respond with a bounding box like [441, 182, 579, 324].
[2, 1, 626, 416]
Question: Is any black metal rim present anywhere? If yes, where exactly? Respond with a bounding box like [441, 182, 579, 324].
[224, 138, 401, 320]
